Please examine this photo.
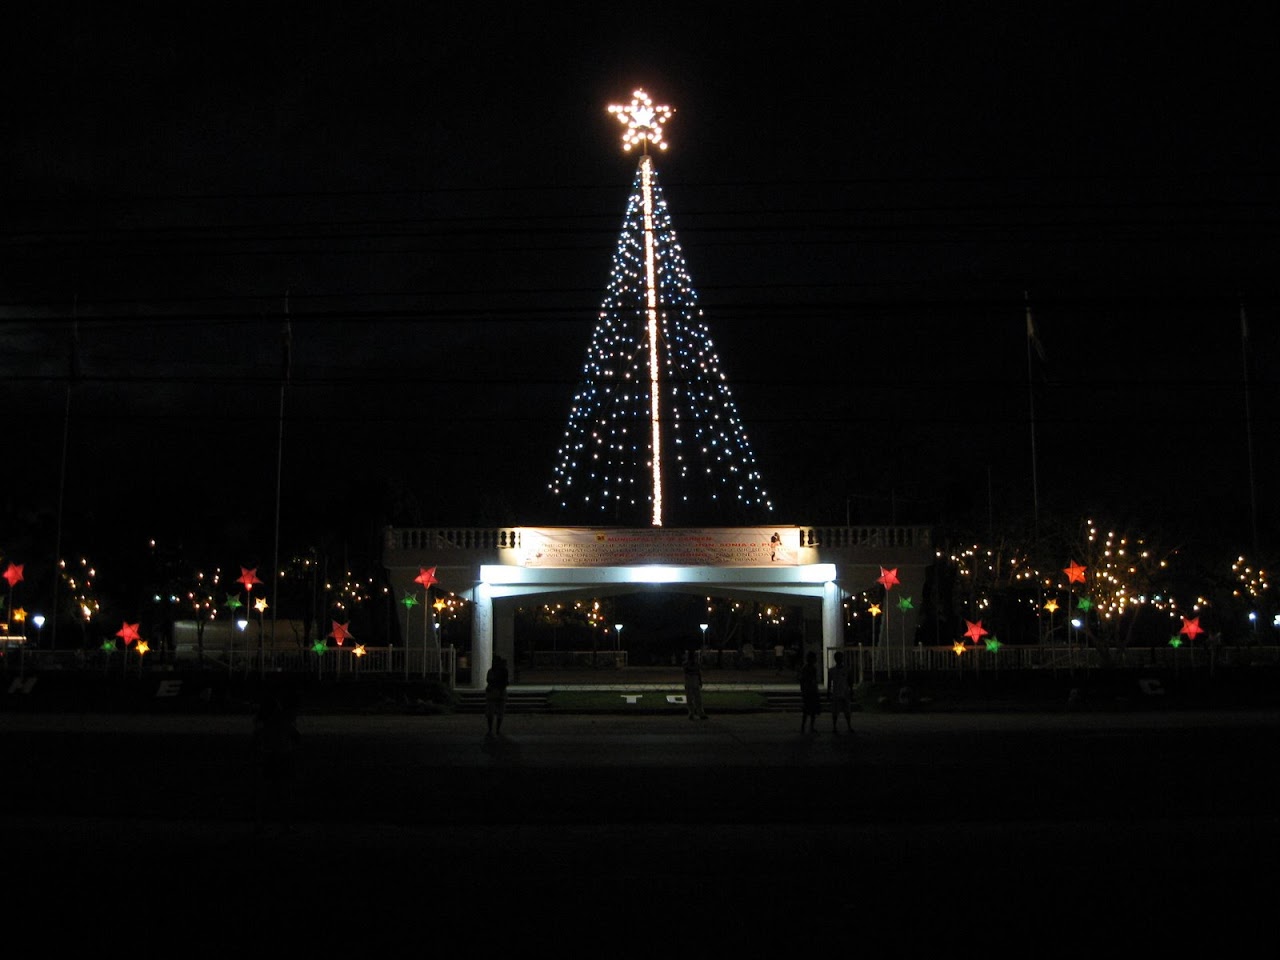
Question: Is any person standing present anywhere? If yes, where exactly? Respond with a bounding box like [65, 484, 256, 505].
[827, 650, 854, 733]
[485, 655, 510, 736]
[799, 650, 821, 733]
[683, 650, 707, 719]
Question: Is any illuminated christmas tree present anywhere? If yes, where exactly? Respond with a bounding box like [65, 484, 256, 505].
[549, 90, 772, 527]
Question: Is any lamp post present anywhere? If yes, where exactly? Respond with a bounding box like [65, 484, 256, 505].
[33, 614, 46, 650]
[235, 618, 248, 676]
[699, 622, 708, 661]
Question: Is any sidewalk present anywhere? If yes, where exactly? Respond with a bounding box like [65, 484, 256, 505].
[4, 707, 1276, 952]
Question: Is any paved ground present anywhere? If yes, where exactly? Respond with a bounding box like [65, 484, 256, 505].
[4, 705, 1277, 952]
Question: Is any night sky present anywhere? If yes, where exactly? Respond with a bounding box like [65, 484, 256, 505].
[3, 3, 1279, 577]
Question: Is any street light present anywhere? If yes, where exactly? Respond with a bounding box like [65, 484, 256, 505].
[699, 622, 709, 658]
[614, 623, 623, 652]
[33, 614, 45, 649]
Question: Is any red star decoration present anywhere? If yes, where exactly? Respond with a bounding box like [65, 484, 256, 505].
[1063, 561, 1086, 584]
[964, 619, 989, 643]
[1179, 616, 1204, 640]
[116, 622, 141, 645]
[237, 567, 263, 592]
[329, 621, 353, 646]
[2, 562, 24, 588]
[414, 566, 439, 589]
[877, 567, 900, 590]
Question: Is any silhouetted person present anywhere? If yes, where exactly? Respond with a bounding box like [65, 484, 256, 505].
[486, 655, 510, 736]
[827, 650, 854, 733]
[683, 650, 707, 719]
[799, 650, 821, 733]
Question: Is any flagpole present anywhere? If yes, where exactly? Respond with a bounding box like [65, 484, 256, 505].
[50, 313, 79, 652]
[270, 296, 290, 667]
[1239, 297, 1259, 555]
[1024, 291, 1041, 538]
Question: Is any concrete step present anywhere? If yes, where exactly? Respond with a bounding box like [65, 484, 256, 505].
[456, 691, 550, 713]
[458, 689, 803, 713]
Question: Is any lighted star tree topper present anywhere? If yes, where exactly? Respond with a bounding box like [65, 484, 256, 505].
[550, 89, 772, 527]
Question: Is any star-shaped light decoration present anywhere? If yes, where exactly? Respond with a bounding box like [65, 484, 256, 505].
[952, 641, 967, 656]
[401, 592, 419, 610]
[1179, 616, 1204, 641]
[237, 567, 263, 593]
[897, 596, 914, 613]
[1044, 599, 1059, 614]
[877, 567, 900, 591]
[1168, 636, 1183, 648]
[433, 598, 447, 614]
[101, 639, 117, 652]
[329, 621, 353, 646]
[3, 562, 24, 588]
[414, 567, 438, 590]
[254, 597, 269, 614]
[225, 594, 244, 613]
[1064, 561, 1087, 584]
[136, 640, 150, 656]
[11, 607, 26, 623]
[352, 644, 367, 658]
[310, 639, 328, 655]
[116, 622, 141, 646]
[1077, 596, 1094, 612]
[608, 89, 674, 152]
[963, 619, 989, 643]
[868, 604, 882, 617]
[984, 637, 1002, 652]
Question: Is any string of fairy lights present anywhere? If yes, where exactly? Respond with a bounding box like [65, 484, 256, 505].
[549, 90, 772, 526]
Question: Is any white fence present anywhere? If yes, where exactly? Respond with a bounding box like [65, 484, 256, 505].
[7, 644, 458, 685]
[837, 643, 1280, 681]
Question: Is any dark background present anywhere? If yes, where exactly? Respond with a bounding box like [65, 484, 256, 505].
[3, 3, 1279, 576]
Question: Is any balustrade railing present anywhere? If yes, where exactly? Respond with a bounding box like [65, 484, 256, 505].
[384, 526, 934, 554]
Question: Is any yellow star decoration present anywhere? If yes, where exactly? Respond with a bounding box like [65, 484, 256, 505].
[254, 597, 269, 613]
[11, 607, 26, 622]
[608, 89, 673, 152]
[1044, 599, 1059, 613]
[353, 644, 367, 658]
[952, 641, 967, 656]
[433, 598, 447, 613]
[136, 640, 150, 656]
[868, 604, 882, 617]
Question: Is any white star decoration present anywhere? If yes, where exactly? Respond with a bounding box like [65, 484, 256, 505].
[608, 89, 673, 152]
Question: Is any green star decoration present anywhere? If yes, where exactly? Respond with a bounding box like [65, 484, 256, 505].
[311, 639, 328, 655]
[101, 639, 117, 652]
[1168, 636, 1182, 648]
[1076, 596, 1094, 612]
[401, 593, 419, 610]
[897, 596, 914, 612]
[984, 637, 1002, 652]
[225, 593, 243, 612]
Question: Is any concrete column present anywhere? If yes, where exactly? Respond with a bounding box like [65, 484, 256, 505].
[822, 579, 841, 684]
[471, 581, 493, 691]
